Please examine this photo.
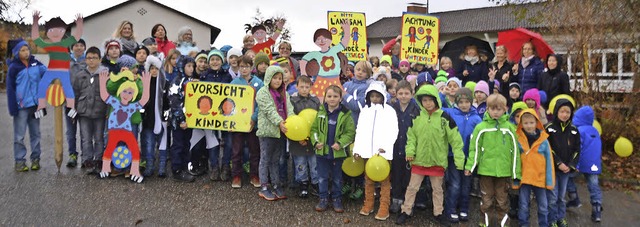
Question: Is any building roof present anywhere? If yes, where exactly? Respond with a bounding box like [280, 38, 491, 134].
[69, 0, 221, 43]
[367, 2, 545, 39]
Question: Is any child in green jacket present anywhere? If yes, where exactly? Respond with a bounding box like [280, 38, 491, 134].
[310, 85, 355, 213]
[396, 85, 465, 226]
[464, 93, 521, 227]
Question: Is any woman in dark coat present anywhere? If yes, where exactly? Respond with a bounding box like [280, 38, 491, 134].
[538, 54, 570, 108]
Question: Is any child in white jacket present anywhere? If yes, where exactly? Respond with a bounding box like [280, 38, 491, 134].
[353, 81, 399, 221]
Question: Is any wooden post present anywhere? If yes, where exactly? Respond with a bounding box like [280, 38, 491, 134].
[52, 79, 64, 171]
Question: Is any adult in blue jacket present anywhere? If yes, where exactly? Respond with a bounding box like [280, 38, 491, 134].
[566, 106, 603, 222]
[6, 39, 47, 172]
[512, 42, 544, 94]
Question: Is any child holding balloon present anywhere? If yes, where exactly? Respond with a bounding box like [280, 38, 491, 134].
[395, 84, 465, 226]
[353, 81, 398, 221]
[256, 65, 294, 201]
[310, 85, 355, 212]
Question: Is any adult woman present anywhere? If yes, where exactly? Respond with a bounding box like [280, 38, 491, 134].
[152, 24, 176, 57]
[512, 42, 544, 94]
[176, 26, 199, 56]
[382, 35, 402, 70]
[456, 45, 489, 86]
[114, 21, 137, 57]
[488, 45, 514, 97]
[276, 41, 300, 83]
[538, 54, 570, 108]
[241, 34, 255, 54]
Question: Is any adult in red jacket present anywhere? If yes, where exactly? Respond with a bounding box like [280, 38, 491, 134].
[152, 24, 176, 57]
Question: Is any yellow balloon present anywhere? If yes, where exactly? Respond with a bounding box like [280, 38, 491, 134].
[365, 155, 391, 182]
[593, 120, 602, 135]
[298, 109, 318, 126]
[547, 94, 576, 114]
[284, 115, 310, 141]
[342, 157, 365, 177]
[614, 137, 633, 158]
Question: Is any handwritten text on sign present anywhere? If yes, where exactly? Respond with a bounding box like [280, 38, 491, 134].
[401, 12, 440, 65]
[184, 82, 255, 132]
[328, 11, 367, 62]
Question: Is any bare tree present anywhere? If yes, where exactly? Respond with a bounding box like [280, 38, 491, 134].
[1, 0, 31, 23]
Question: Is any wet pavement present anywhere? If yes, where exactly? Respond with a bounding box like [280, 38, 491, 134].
[1, 93, 639, 226]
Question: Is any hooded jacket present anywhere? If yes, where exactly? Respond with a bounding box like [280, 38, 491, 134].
[141, 70, 167, 134]
[256, 66, 295, 138]
[443, 105, 482, 157]
[310, 104, 356, 159]
[515, 109, 555, 189]
[7, 51, 47, 116]
[71, 65, 108, 119]
[545, 98, 581, 171]
[538, 56, 570, 108]
[167, 57, 196, 129]
[289, 92, 321, 156]
[406, 85, 465, 169]
[572, 106, 601, 174]
[522, 88, 548, 124]
[342, 77, 372, 125]
[465, 109, 521, 179]
[353, 82, 399, 160]
[202, 68, 232, 83]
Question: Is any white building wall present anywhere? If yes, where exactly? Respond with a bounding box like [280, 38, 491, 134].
[70, 0, 211, 51]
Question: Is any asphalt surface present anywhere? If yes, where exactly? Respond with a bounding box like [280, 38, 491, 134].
[1, 93, 639, 226]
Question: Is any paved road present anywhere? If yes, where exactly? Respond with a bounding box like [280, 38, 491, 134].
[1, 93, 638, 226]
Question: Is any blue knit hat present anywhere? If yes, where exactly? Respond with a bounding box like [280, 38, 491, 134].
[416, 71, 433, 86]
[10, 38, 28, 61]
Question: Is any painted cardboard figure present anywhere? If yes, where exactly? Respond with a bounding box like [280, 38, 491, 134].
[351, 27, 361, 48]
[31, 11, 83, 118]
[219, 97, 236, 116]
[299, 20, 350, 102]
[98, 70, 151, 183]
[405, 26, 420, 48]
[197, 95, 213, 116]
[422, 28, 434, 50]
[244, 19, 285, 59]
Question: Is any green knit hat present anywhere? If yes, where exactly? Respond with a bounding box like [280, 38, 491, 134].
[254, 52, 270, 68]
[207, 49, 224, 63]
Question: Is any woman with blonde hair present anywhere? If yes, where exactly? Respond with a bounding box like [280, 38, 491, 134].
[113, 20, 137, 56]
[489, 45, 514, 97]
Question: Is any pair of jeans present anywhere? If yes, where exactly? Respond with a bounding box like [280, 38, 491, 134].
[78, 116, 105, 162]
[64, 107, 77, 156]
[170, 127, 191, 172]
[211, 131, 233, 168]
[567, 172, 602, 204]
[548, 170, 571, 222]
[142, 128, 167, 169]
[232, 131, 260, 178]
[279, 142, 290, 185]
[13, 107, 41, 163]
[518, 184, 549, 227]
[293, 154, 318, 184]
[316, 156, 343, 199]
[259, 137, 285, 187]
[445, 156, 472, 216]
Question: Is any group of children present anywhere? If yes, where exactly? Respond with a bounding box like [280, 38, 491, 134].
[6, 16, 605, 227]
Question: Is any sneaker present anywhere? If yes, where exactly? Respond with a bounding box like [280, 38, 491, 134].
[30, 159, 40, 171]
[15, 162, 28, 172]
[557, 219, 568, 227]
[341, 183, 352, 195]
[390, 199, 402, 214]
[172, 170, 196, 182]
[310, 183, 319, 197]
[591, 203, 602, 222]
[250, 176, 261, 188]
[220, 165, 231, 181]
[396, 212, 411, 225]
[566, 198, 582, 208]
[435, 214, 448, 226]
[209, 167, 221, 181]
[81, 160, 94, 169]
[550, 222, 559, 227]
[459, 212, 469, 222]
[332, 198, 344, 213]
[67, 154, 78, 168]
[448, 213, 459, 223]
[231, 176, 242, 188]
[259, 188, 277, 201]
[274, 186, 287, 200]
[349, 186, 363, 200]
[299, 182, 309, 198]
[415, 202, 427, 210]
[315, 198, 329, 212]
[139, 160, 146, 172]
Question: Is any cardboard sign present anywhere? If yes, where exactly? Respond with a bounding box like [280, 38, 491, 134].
[328, 11, 367, 62]
[400, 12, 440, 65]
[184, 82, 255, 132]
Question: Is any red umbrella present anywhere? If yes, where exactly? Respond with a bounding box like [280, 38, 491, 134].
[497, 28, 554, 62]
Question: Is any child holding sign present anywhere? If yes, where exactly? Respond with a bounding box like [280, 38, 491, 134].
[256, 66, 294, 201]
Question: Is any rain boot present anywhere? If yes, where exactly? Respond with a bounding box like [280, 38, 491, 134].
[359, 175, 375, 216]
[567, 192, 582, 208]
[508, 193, 519, 218]
[375, 177, 391, 220]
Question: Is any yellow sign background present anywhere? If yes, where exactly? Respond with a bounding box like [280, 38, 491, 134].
[400, 13, 439, 65]
[184, 82, 255, 132]
[327, 11, 367, 62]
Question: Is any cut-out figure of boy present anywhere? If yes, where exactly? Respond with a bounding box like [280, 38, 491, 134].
[248, 20, 285, 60]
[31, 11, 83, 119]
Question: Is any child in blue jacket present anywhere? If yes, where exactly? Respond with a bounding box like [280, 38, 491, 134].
[566, 106, 603, 222]
[6, 39, 47, 172]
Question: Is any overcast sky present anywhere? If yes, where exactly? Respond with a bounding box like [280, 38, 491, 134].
[21, 0, 496, 51]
